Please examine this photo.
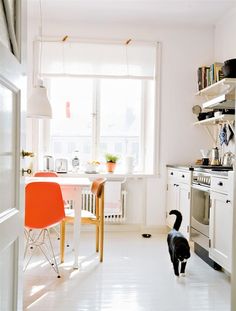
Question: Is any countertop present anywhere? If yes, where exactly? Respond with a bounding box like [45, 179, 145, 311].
[166, 164, 193, 170]
[166, 164, 234, 177]
[55, 171, 153, 180]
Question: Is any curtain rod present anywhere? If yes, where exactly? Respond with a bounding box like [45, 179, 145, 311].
[41, 73, 155, 80]
[35, 36, 159, 46]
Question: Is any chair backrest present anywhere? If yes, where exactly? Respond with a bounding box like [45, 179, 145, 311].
[34, 171, 58, 177]
[25, 182, 65, 229]
[91, 178, 107, 198]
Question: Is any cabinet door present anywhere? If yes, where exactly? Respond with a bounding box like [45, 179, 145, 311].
[166, 182, 178, 228]
[178, 183, 191, 239]
[209, 191, 232, 272]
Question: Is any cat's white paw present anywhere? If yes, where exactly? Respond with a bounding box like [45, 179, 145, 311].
[180, 273, 186, 277]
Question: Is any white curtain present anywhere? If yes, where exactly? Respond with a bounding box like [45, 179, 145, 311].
[38, 40, 158, 79]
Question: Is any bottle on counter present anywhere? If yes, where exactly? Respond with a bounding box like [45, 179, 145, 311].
[72, 150, 80, 172]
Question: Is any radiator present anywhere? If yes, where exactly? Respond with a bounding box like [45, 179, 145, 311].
[81, 189, 127, 223]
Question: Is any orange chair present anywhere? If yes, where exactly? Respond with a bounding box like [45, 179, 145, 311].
[33, 171, 66, 239]
[60, 178, 107, 263]
[24, 182, 65, 277]
[34, 171, 58, 177]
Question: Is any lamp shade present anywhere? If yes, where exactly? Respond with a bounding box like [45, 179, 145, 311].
[27, 85, 52, 119]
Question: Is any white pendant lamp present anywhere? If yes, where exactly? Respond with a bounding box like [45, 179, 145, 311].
[27, 0, 52, 119]
[27, 81, 52, 119]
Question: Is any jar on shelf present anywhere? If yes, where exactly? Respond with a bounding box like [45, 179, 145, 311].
[72, 150, 80, 172]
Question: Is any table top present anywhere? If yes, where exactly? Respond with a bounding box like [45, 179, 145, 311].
[25, 176, 91, 187]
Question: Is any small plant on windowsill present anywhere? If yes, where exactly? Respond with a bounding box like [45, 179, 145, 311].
[105, 153, 119, 173]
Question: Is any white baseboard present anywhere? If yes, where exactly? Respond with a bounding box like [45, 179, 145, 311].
[141, 225, 168, 234]
[65, 223, 168, 233]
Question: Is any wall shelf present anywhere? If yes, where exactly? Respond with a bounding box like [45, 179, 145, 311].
[194, 114, 235, 126]
[202, 94, 235, 109]
[196, 78, 236, 97]
[196, 78, 236, 110]
[194, 75, 235, 145]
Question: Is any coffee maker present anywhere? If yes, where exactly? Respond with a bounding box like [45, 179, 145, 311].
[200, 149, 210, 165]
[210, 147, 220, 166]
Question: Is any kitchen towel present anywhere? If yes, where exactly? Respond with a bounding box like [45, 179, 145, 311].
[219, 124, 227, 146]
[104, 181, 122, 216]
[226, 123, 234, 145]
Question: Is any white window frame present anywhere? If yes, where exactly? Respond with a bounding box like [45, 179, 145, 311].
[38, 77, 149, 172]
[28, 40, 161, 175]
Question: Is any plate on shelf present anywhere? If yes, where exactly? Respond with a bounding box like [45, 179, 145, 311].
[192, 105, 202, 115]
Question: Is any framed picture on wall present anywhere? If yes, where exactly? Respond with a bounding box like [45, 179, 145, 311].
[0, 0, 19, 59]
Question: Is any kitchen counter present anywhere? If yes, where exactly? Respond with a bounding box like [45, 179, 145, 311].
[56, 171, 153, 180]
[167, 164, 233, 176]
[166, 164, 193, 170]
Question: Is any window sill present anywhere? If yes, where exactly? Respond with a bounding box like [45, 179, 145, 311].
[57, 171, 156, 179]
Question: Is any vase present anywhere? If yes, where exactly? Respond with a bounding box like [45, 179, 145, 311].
[106, 162, 116, 173]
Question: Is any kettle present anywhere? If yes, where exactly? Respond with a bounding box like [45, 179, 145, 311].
[210, 147, 220, 166]
[222, 151, 234, 167]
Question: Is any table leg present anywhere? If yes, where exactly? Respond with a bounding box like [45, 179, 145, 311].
[73, 186, 81, 269]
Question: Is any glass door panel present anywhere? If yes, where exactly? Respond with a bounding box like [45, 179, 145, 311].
[0, 84, 16, 213]
[0, 242, 16, 311]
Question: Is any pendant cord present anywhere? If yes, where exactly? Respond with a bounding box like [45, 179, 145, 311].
[39, 0, 43, 81]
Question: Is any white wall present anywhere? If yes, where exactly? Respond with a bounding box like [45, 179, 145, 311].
[214, 9, 236, 310]
[213, 8, 236, 154]
[214, 7, 236, 61]
[27, 19, 215, 230]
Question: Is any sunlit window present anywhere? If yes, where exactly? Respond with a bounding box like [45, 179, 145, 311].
[35, 40, 158, 173]
[50, 78, 93, 165]
[100, 79, 142, 168]
[49, 77, 149, 172]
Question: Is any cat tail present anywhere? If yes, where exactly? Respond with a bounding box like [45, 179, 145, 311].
[169, 210, 182, 231]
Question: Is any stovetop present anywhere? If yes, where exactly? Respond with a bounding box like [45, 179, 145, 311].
[190, 165, 233, 172]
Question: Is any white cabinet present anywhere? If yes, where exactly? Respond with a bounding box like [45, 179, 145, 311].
[209, 175, 233, 272]
[166, 168, 191, 239]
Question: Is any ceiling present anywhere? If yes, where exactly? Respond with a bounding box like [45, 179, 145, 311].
[28, 0, 236, 27]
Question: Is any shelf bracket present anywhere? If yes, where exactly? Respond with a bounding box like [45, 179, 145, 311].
[226, 120, 235, 135]
[203, 125, 217, 145]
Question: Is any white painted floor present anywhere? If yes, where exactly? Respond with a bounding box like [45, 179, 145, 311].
[24, 231, 230, 311]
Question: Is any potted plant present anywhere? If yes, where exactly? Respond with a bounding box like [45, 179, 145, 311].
[105, 153, 119, 173]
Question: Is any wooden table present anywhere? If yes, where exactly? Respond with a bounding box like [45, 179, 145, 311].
[25, 177, 91, 268]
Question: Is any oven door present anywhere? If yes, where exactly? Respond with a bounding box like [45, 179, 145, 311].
[190, 184, 210, 250]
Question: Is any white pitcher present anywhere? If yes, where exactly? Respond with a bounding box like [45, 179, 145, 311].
[125, 156, 134, 174]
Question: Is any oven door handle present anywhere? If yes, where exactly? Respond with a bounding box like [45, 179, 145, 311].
[191, 184, 210, 193]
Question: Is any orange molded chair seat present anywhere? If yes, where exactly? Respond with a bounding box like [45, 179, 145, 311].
[34, 170, 69, 209]
[34, 171, 58, 177]
[25, 182, 65, 277]
[60, 178, 107, 263]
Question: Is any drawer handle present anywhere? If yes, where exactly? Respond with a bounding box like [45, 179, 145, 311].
[226, 200, 231, 203]
[170, 172, 173, 175]
[182, 175, 185, 178]
[218, 182, 223, 186]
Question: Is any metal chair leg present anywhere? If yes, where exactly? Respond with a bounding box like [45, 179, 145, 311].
[24, 228, 61, 278]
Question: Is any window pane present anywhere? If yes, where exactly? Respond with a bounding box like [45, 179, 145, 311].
[50, 78, 93, 167]
[0, 84, 16, 213]
[99, 79, 142, 169]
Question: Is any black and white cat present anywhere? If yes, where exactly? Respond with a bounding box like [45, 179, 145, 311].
[167, 210, 191, 276]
